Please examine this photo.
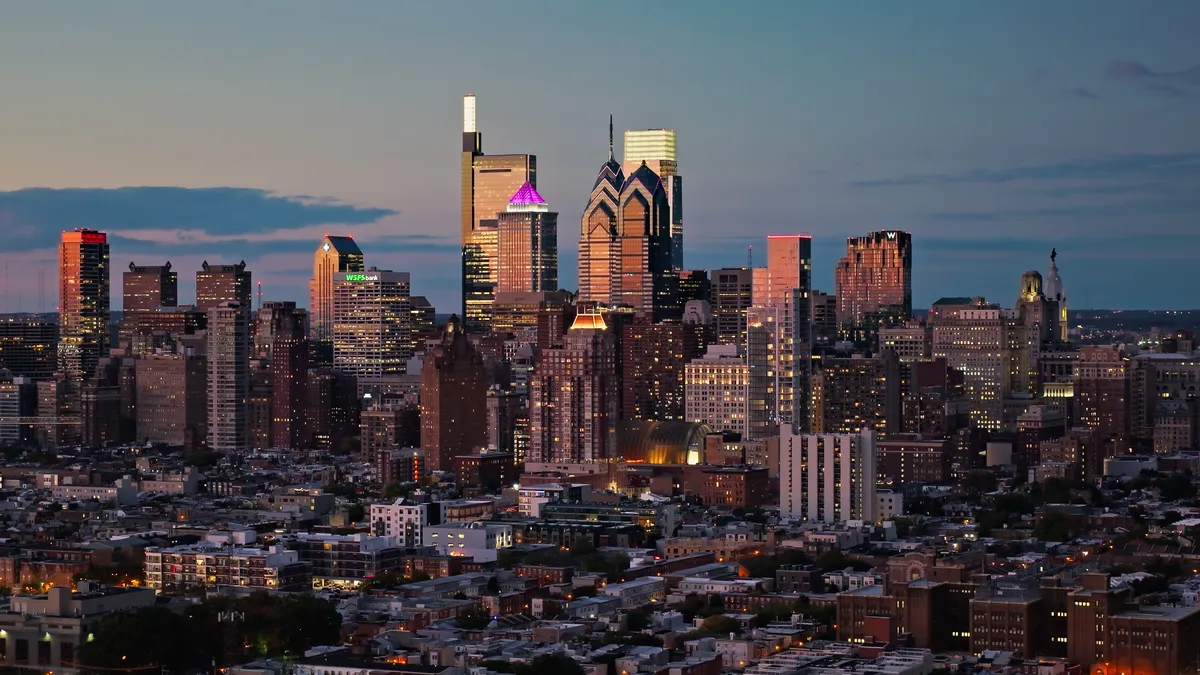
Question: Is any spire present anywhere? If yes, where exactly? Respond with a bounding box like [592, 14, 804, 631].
[608, 113, 614, 162]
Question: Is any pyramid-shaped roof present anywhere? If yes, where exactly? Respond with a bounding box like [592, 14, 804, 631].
[509, 182, 547, 206]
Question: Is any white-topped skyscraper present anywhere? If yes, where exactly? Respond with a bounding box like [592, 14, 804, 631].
[623, 128, 682, 271]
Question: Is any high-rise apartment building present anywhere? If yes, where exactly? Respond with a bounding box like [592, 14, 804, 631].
[0, 319, 59, 379]
[1075, 345, 1130, 456]
[621, 318, 709, 421]
[196, 261, 251, 313]
[678, 270, 710, 306]
[58, 229, 110, 382]
[810, 352, 901, 434]
[578, 119, 678, 322]
[496, 182, 558, 295]
[206, 302, 250, 452]
[710, 268, 754, 347]
[420, 317, 488, 472]
[834, 230, 912, 347]
[309, 235, 364, 341]
[780, 428, 878, 523]
[931, 298, 1039, 431]
[623, 128, 683, 270]
[332, 269, 412, 384]
[684, 344, 770, 440]
[257, 302, 309, 449]
[810, 290, 838, 348]
[136, 352, 207, 450]
[528, 304, 619, 464]
[761, 235, 814, 431]
[461, 94, 536, 332]
[123, 262, 177, 313]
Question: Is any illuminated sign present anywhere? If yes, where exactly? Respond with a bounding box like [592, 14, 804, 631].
[885, 231, 897, 240]
[344, 274, 379, 282]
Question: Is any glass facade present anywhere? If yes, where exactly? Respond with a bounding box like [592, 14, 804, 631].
[464, 154, 536, 332]
[58, 229, 110, 382]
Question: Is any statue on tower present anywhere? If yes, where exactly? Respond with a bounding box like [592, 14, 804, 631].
[1051, 247, 1057, 262]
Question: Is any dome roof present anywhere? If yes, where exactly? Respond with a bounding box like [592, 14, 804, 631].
[617, 420, 713, 465]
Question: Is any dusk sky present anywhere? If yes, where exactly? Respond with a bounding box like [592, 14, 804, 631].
[2, 1, 1199, 313]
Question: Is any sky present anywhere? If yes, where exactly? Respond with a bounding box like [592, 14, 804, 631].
[1, 1, 1199, 313]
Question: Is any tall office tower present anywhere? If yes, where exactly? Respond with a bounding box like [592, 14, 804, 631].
[710, 268, 754, 346]
[361, 405, 410, 465]
[931, 298, 1039, 432]
[0, 319, 59, 379]
[679, 270, 710, 305]
[834, 230, 912, 348]
[332, 268, 412, 383]
[1015, 270, 1061, 346]
[779, 428, 878, 523]
[309, 235, 364, 341]
[879, 322, 933, 362]
[621, 317, 709, 421]
[579, 118, 679, 322]
[420, 316, 488, 472]
[623, 128, 683, 270]
[409, 296, 436, 350]
[810, 352, 901, 434]
[206, 302, 250, 452]
[810, 291, 838, 349]
[248, 362, 272, 450]
[123, 262, 177, 312]
[461, 94, 537, 333]
[0, 374, 37, 446]
[1075, 345, 1130, 456]
[762, 235, 814, 430]
[196, 261, 251, 313]
[528, 304, 619, 464]
[497, 183, 558, 295]
[486, 386, 523, 457]
[58, 229, 111, 382]
[257, 302, 309, 449]
[136, 352, 207, 450]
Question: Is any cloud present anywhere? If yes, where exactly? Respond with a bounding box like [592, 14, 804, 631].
[1145, 83, 1188, 98]
[1108, 61, 1200, 85]
[1067, 87, 1100, 100]
[850, 152, 1200, 188]
[0, 186, 397, 252]
[929, 196, 1200, 223]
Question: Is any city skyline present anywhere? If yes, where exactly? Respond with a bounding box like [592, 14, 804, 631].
[2, 2, 1200, 312]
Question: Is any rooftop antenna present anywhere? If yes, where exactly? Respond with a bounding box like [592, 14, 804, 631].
[608, 113, 614, 162]
[747, 246, 753, 269]
[257, 281, 263, 311]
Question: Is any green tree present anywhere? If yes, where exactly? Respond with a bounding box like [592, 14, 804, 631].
[1039, 477, 1073, 504]
[700, 615, 741, 635]
[626, 607, 651, 631]
[347, 503, 365, 523]
[815, 550, 870, 572]
[78, 606, 198, 671]
[457, 606, 493, 630]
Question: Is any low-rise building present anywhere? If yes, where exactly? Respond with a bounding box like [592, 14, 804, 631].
[144, 543, 310, 593]
[422, 522, 513, 562]
[284, 532, 406, 589]
[0, 584, 156, 673]
[601, 576, 666, 608]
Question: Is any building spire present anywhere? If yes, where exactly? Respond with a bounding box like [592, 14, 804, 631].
[608, 113, 614, 161]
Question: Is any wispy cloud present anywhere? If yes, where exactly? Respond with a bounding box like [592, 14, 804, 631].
[850, 152, 1200, 188]
[1108, 61, 1200, 85]
[1067, 87, 1100, 100]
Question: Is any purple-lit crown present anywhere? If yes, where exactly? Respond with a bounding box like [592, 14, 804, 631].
[506, 182, 550, 212]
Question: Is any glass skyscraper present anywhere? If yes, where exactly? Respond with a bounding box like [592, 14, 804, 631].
[624, 129, 683, 271]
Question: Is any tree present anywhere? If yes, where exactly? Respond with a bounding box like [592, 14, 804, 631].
[347, 503, 365, 523]
[457, 607, 492, 630]
[78, 606, 198, 671]
[1033, 511, 1072, 542]
[626, 608, 651, 631]
[962, 471, 998, 497]
[487, 576, 501, 593]
[1039, 477, 1073, 504]
[184, 450, 218, 468]
[815, 550, 870, 573]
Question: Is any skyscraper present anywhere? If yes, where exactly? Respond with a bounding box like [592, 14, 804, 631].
[497, 182, 558, 295]
[709, 268, 754, 346]
[528, 304, 619, 464]
[309, 235, 364, 341]
[420, 316, 488, 472]
[258, 301, 309, 449]
[623, 128, 683, 270]
[1043, 249, 1069, 343]
[461, 94, 536, 333]
[196, 261, 251, 313]
[579, 118, 678, 322]
[780, 428, 878, 523]
[332, 269, 412, 384]
[123, 262, 177, 312]
[834, 230, 912, 347]
[59, 229, 110, 383]
[621, 317, 708, 421]
[207, 302, 250, 452]
[759, 235, 813, 430]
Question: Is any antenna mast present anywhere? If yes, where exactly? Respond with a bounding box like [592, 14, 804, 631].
[257, 281, 263, 311]
[747, 246, 753, 269]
